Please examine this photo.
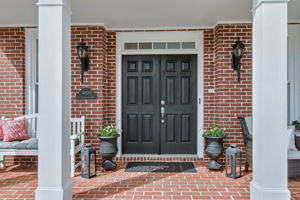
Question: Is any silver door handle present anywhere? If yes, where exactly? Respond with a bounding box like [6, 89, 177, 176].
[161, 107, 165, 118]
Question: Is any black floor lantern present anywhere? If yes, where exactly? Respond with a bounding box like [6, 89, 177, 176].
[225, 144, 242, 179]
[81, 144, 96, 178]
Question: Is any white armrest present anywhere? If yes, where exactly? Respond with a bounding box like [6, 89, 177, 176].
[70, 132, 85, 140]
[288, 126, 297, 151]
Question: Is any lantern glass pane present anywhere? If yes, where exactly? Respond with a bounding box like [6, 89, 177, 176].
[226, 155, 233, 176]
[233, 48, 238, 57]
[90, 152, 96, 177]
[238, 48, 243, 57]
[236, 153, 242, 177]
[82, 153, 89, 177]
[78, 47, 87, 58]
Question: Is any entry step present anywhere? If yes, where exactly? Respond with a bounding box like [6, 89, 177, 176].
[115, 154, 201, 162]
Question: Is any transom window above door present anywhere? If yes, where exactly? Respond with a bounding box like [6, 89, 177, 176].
[124, 42, 196, 50]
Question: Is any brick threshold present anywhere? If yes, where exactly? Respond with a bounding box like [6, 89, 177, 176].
[114, 154, 202, 162]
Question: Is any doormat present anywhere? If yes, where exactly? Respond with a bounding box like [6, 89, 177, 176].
[125, 162, 197, 173]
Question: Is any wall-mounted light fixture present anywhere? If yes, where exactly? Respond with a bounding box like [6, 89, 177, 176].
[77, 40, 89, 83]
[232, 38, 245, 82]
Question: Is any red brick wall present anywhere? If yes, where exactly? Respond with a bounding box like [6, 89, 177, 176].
[71, 26, 107, 163]
[0, 28, 25, 118]
[106, 31, 117, 124]
[0, 24, 252, 166]
[214, 24, 252, 162]
[203, 29, 217, 128]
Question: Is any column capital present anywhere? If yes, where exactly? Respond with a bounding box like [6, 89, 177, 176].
[37, 0, 68, 6]
[253, 0, 289, 11]
[37, 0, 71, 15]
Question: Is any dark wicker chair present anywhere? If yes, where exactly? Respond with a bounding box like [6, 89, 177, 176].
[238, 117, 253, 172]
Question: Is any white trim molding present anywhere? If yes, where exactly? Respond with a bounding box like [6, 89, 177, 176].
[0, 21, 256, 30]
[107, 26, 213, 31]
[287, 25, 300, 123]
[116, 31, 204, 158]
[25, 28, 38, 115]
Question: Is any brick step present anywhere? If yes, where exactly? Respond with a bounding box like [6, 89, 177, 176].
[114, 155, 202, 162]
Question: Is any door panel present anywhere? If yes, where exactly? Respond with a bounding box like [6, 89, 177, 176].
[122, 56, 160, 153]
[160, 55, 197, 154]
[122, 55, 197, 154]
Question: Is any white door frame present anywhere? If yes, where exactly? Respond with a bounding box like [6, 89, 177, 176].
[115, 31, 204, 158]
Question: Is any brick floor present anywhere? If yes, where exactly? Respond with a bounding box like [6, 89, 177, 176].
[0, 162, 299, 200]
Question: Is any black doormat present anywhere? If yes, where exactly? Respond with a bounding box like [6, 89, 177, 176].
[125, 162, 197, 173]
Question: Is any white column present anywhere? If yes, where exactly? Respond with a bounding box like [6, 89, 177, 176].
[35, 0, 72, 199]
[251, 0, 290, 200]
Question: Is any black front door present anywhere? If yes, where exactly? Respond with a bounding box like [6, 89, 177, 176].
[122, 55, 197, 154]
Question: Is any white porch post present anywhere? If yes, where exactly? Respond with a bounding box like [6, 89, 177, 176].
[35, 0, 72, 199]
[251, 0, 290, 200]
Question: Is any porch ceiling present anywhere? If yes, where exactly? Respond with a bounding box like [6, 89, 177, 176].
[0, 0, 299, 29]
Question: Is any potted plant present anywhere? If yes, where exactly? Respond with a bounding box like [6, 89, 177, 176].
[97, 125, 120, 170]
[203, 124, 225, 170]
[292, 121, 300, 151]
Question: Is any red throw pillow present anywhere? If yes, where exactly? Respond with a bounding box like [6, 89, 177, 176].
[0, 120, 4, 140]
[2, 118, 29, 142]
[0, 119, 12, 140]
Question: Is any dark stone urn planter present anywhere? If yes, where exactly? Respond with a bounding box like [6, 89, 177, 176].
[295, 131, 300, 151]
[203, 135, 225, 170]
[97, 134, 120, 170]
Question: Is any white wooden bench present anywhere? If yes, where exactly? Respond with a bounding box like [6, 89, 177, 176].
[70, 116, 85, 177]
[0, 114, 85, 177]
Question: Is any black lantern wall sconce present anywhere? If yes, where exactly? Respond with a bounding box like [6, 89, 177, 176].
[77, 40, 89, 83]
[232, 38, 245, 82]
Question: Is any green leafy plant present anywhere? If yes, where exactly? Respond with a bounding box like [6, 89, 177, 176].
[204, 124, 225, 137]
[292, 121, 300, 131]
[98, 124, 119, 136]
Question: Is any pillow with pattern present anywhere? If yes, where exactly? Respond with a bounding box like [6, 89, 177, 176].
[0, 119, 12, 140]
[2, 118, 29, 142]
[0, 120, 4, 140]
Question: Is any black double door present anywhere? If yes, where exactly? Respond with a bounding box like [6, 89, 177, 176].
[122, 55, 197, 154]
